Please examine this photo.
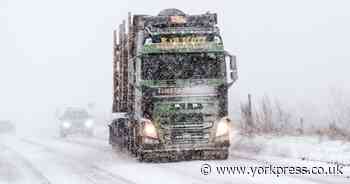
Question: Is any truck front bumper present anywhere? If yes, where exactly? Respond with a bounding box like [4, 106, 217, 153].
[142, 141, 229, 152]
[139, 141, 229, 160]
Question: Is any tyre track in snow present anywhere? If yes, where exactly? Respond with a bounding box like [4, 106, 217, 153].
[59, 138, 220, 184]
[57, 137, 237, 184]
[20, 138, 137, 184]
[28, 137, 218, 184]
[54, 137, 334, 184]
[52, 136, 348, 184]
[230, 153, 348, 184]
[59, 137, 110, 152]
[60, 137, 321, 184]
[0, 144, 51, 184]
[57, 136, 337, 184]
[56, 137, 136, 162]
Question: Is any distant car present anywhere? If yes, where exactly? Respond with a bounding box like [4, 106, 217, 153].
[0, 120, 16, 134]
[59, 108, 94, 137]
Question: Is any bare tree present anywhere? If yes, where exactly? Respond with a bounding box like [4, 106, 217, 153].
[241, 94, 297, 135]
[327, 88, 350, 139]
[240, 94, 254, 135]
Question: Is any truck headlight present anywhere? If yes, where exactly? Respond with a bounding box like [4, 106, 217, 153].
[216, 117, 231, 137]
[62, 122, 71, 128]
[142, 118, 158, 139]
[214, 36, 222, 44]
[85, 119, 94, 128]
[144, 38, 153, 45]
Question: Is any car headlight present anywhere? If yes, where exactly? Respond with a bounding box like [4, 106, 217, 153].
[142, 118, 158, 139]
[85, 119, 94, 128]
[62, 122, 71, 128]
[216, 117, 231, 137]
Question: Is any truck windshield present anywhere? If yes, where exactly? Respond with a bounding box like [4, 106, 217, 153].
[142, 53, 223, 80]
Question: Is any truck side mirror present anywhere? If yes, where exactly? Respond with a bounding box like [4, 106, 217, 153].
[225, 53, 238, 87]
[230, 71, 235, 80]
[230, 55, 237, 70]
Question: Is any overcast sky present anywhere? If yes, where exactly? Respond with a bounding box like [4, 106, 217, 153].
[1, 0, 349, 125]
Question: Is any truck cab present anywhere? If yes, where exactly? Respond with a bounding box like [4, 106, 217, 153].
[110, 9, 237, 161]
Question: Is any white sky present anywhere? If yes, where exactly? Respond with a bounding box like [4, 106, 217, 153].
[1, 0, 349, 125]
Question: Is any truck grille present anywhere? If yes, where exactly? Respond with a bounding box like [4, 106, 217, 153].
[164, 129, 209, 144]
[157, 105, 216, 144]
[159, 113, 213, 129]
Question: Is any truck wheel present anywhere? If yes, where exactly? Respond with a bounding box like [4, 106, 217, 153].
[137, 151, 145, 162]
[137, 151, 154, 162]
[216, 150, 229, 160]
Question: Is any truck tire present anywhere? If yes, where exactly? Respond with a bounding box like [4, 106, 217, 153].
[137, 151, 145, 162]
[216, 150, 229, 160]
[137, 151, 155, 162]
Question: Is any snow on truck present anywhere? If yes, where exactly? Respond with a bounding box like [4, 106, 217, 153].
[108, 9, 238, 161]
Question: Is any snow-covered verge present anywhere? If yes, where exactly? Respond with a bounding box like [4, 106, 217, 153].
[231, 133, 350, 165]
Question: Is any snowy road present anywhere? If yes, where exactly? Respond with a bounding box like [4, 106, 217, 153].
[1, 134, 349, 184]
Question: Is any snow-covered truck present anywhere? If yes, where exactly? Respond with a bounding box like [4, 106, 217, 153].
[108, 9, 238, 161]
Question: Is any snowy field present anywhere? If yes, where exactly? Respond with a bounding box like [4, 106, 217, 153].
[232, 134, 350, 165]
[1, 128, 350, 184]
